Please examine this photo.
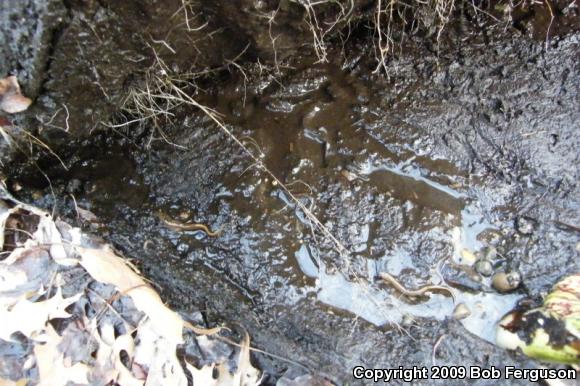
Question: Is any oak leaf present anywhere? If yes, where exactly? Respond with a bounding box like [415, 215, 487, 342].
[0, 76, 32, 114]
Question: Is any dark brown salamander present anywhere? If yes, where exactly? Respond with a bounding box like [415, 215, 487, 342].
[158, 211, 220, 237]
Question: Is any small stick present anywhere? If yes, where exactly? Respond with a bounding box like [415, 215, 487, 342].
[432, 334, 447, 365]
[553, 220, 580, 233]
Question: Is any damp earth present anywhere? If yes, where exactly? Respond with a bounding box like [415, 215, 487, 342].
[1, 0, 579, 384]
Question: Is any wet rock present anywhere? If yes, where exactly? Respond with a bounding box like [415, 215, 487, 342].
[474, 259, 494, 277]
[515, 216, 537, 235]
[492, 271, 522, 293]
[441, 265, 484, 292]
[483, 246, 498, 261]
[453, 303, 471, 320]
[459, 248, 478, 266]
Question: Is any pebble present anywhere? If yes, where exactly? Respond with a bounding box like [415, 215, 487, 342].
[459, 248, 477, 266]
[484, 246, 497, 260]
[515, 216, 536, 235]
[492, 271, 521, 293]
[11, 181, 23, 192]
[453, 303, 471, 320]
[401, 314, 415, 326]
[474, 259, 494, 277]
[66, 178, 82, 194]
[31, 190, 43, 200]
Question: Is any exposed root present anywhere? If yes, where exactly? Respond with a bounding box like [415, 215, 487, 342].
[20, 129, 69, 171]
[1, 123, 68, 170]
[291, 0, 355, 63]
[432, 334, 447, 365]
[286, 0, 460, 72]
[0, 125, 11, 147]
[254, 4, 284, 72]
[172, 0, 209, 32]
[373, 0, 456, 74]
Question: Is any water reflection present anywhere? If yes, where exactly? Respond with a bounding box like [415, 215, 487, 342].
[295, 243, 520, 342]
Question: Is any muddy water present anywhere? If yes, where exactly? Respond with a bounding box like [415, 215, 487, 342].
[7, 30, 580, 384]
[211, 64, 524, 341]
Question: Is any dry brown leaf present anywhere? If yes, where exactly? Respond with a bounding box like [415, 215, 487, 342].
[235, 332, 261, 386]
[0, 247, 53, 306]
[0, 201, 263, 386]
[0, 206, 20, 250]
[91, 321, 119, 384]
[106, 318, 188, 386]
[142, 335, 188, 386]
[1, 204, 75, 265]
[216, 363, 244, 386]
[133, 321, 156, 370]
[0, 287, 81, 341]
[34, 324, 90, 386]
[185, 333, 261, 386]
[0, 378, 27, 386]
[77, 207, 99, 223]
[0, 262, 28, 295]
[76, 246, 183, 344]
[0, 76, 32, 114]
[35, 216, 77, 266]
[203, 362, 259, 386]
[132, 319, 188, 386]
[187, 362, 240, 386]
[91, 320, 143, 386]
[186, 363, 218, 386]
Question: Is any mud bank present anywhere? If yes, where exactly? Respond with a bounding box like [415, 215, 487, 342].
[2, 0, 580, 384]
[2, 0, 578, 140]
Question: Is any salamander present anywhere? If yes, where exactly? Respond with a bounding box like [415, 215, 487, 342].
[157, 211, 220, 237]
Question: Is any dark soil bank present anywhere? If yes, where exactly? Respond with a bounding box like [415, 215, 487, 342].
[1, 0, 579, 384]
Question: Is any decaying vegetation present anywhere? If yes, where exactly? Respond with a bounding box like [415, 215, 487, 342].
[0, 189, 266, 385]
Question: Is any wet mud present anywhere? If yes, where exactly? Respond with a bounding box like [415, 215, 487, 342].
[2, 0, 580, 384]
